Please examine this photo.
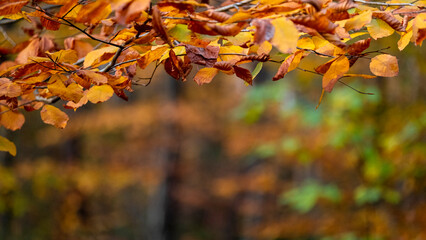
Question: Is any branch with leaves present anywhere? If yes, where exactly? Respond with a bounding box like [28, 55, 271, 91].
[0, 0, 425, 155]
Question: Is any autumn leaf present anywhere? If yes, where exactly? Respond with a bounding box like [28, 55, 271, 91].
[322, 55, 349, 92]
[344, 10, 372, 31]
[233, 65, 253, 85]
[87, 85, 114, 104]
[0, 109, 25, 131]
[271, 17, 299, 54]
[0, 78, 21, 97]
[0, 136, 16, 156]
[367, 19, 395, 40]
[0, 0, 28, 16]
[369, 54, 399, 77]
[84, 46, 118, 68]
[40, 105, 69, 129]
[77, 70, 108, 85]
[273, 50, 304, 81]
[75, 0, 112, 25]
[48, 74, 84, 103]
[47, 49, 78, 64]
[193, 68, 219, 85]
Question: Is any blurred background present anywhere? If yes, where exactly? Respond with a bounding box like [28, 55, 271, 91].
[1, 19, 426, 239]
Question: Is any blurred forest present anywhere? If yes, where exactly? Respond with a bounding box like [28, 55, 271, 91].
[1, 14, 426, 240]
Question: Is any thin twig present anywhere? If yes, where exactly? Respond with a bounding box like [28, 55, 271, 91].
[338, 80, 374, 95]
[354, 0, 414, 6]
[297, 47, 335, 58]
[132, 61, 161, 86]
[0, 26, 15, 46]
[215, 0, 256, 12]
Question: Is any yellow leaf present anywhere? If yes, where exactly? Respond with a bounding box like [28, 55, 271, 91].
[226, 32, 253, 46]
[367, 19, 395, 40]
[87, 85, 114, 103]
[414, 13, 426, 29]
[40, 105, 69, 129]
[47, 49, 78, 64]
[271, 17, 299, 54]
[84, 46, 118, 68]
[48, 74, 83, 103]
[398, 28, 413, 51]
[0, 136, 16, 156]
[369, 54, 399, 77]
[0, 109, 25, 131]
[345, 10, 372, 31]
[312, 36, 335, 56]
[193, 68, 219, 85]
[322, 55, 349, 92]
[297, 37, 315, 50]
[219, 45, 248, 62]
[223, 12, 252, 24]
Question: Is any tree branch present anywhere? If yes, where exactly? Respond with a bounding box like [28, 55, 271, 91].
[354, 0, 414, 7]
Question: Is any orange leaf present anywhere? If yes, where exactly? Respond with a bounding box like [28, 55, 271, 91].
[77, 70, 108, 85]
[0, 135, 16, 156]
[273, 50, 304, 80]
[87, 85, 114, 103]
[0, 109, 25, 131]
[193, 68, 219, 85]
[40, 105, 69, 129]
[0, 78, 21, 97]
[83, 46, 118, 68]
[322, 55, 349, 92]
[369, 54, 399, 77]
[0, 0, 28, 16]
[75, 0, 111, 25]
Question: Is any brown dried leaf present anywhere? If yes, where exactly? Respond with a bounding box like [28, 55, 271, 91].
[233, 65, 253, 85]
[252, 19, 274, 45]
[152, 5, 173, 47]
[185, 44, 220, 67]
[373, 12, 405, 32]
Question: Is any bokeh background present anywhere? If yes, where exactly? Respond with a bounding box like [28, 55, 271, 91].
[1, 16, 426, 240]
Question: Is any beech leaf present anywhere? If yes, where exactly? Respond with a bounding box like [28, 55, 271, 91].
[0, 110, 25, 131]
[40, 105, 69, 129]
[0, 136, 16, 156]
[271, 17, 299, 54]
[322, 55, 349, 92]
[193, 68, 219, 85]
[369, 54, 399, 77]
[87, 85, 114, 104]
[84, 46, 118, 68]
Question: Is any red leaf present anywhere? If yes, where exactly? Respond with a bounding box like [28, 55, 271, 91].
[233, 65, 253, 85]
